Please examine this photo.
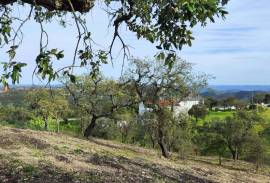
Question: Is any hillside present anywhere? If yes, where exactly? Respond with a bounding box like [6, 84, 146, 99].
[0, 126, 270, 183]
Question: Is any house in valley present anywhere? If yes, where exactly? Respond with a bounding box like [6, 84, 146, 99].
[174, 96, 204, 115]
[140, 95, 204, 115]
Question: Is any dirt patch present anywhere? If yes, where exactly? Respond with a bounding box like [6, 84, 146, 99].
[9, 128, 23, 133]
[0, 132, 50, 150]
[0, 135, 16, 149]
[0, 158, 85, 183]
[89, 138, 155, 156]
[17, 134, 51, 150]
[55, 155, 72, 163]
[86, 153, 213, 183]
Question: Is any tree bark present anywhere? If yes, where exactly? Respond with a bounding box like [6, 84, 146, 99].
[236, 147, 239, 160]
[121, 133, 128, 143]
[44, 117, 48, 131]
[156, 109, 170, 158]
[157, 128, 169, 158]
[150, 135, 156, 149]
[57, 119, 60, 133]
[218, 155, 222, 165]
[256, 163, 259, 172]
[228, 145, 236, 161]
[83, 116, 97, 137]
[0, 0, 94, 13]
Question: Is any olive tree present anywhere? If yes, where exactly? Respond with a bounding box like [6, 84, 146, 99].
[188, 104, 208, 122]
[65, 74, 136, 137]
[26, 89, 69, 131]
[209, 111, 263, 161]
[121, 58, 207, 158]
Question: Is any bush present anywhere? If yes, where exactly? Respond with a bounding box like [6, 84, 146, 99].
[90, 119, 122, 140]
[243, 133, 267, 170]
[27, 117, 57, 131]
[0, 105, 32, 127]
[27, 117, 44, 130]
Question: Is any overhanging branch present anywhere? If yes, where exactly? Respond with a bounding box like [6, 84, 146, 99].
[0, 0, 95, 13]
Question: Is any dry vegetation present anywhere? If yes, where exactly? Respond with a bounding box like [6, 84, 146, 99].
[0, 125, 270, 183]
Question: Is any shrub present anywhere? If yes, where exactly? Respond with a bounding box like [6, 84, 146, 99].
[27, 117, 56, 131]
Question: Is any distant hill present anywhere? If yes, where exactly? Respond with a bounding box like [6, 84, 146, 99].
[208, 85, 270, 92]
[1, 85, 270, 103]
[201, 90, 264, 101]
[2, 84, 270, 92]
[201, 85, 270, 100]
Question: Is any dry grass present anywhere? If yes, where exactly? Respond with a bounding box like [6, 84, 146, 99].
[0, 125, 270, 183]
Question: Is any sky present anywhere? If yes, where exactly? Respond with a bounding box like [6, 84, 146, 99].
[1, 0, 270, 85]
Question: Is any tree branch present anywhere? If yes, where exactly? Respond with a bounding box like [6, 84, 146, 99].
[0, 0, 94, 13]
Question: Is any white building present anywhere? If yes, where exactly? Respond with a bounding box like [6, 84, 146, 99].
[139, 96, 204, 115]
[212, 106, 236, 111]
[174, 96, 204, 115]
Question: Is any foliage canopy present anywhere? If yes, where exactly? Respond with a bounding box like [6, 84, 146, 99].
[0, 0, 228, 85]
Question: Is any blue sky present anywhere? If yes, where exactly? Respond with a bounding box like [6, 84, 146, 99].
[1, 0, 270, 85]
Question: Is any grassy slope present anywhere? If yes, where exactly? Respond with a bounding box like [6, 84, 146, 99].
[0, 126, 270, 183]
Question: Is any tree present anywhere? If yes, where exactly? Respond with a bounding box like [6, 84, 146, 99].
[0, 1, 228, 85]
[193, 120, 226, 164]
[264, 94, 270, 104]
[254, 93, 265, 104]
[51, 95, 70, 132]
[188, 104, 208, 122]
[204, 121, 228, 165]
[115, 109, 136, 143]
[215, 111, 263, 161]
[244, 133, 266, 171]
[65, 74, 136, 137]
[231, 99, 247, 110]
[0, 104, 32, 126]
[204, 97, 218, 109]
[121, 58, 207, 158]
[26, 89, 69, 131]
[167, 113, 195, 159]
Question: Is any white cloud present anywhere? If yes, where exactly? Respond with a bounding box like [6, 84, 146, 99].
[180, 0, 270, 84]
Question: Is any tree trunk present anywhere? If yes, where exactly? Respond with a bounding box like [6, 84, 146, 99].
[84, 116, 97, 137]
[44, 117, 48, 131]
[150, 135, 156, 149]
[157, 128, 169, 158]
[57, 119, 60, 133]
[234, 147, 238, 161]
[228, 145, 236, 161]
[218, 155, 222, 165]
[156, 109, 170, 158]
[232, 153, 236, 161]
[80, 118, 84, 134]
[256, 163, 259, 172]
[121, 133, 127, 143]
[158, 137, 169, 158]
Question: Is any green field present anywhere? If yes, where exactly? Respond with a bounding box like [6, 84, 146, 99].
[198, 109, 270, 125]
[204, 111, 234, 120]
